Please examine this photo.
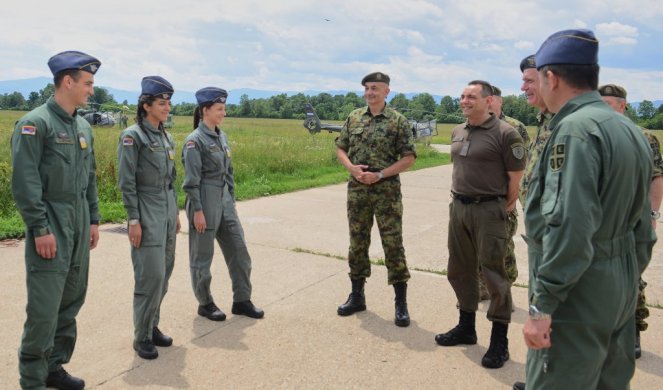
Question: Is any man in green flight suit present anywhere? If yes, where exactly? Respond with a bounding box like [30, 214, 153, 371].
[599, 83, 663, 359]
[11, 51, 102, 390]
[335, 71, 416, 327]
[523, 29, 656, 388]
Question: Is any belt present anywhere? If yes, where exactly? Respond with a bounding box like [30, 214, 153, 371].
[451, 191, 503, 204]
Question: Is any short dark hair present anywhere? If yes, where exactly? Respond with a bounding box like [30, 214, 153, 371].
[467, 80, 493, 97]
[53, 69, 81, 88]
[539, 64, 599, 91]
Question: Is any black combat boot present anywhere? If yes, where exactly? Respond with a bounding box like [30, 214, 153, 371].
[512, 381, 526, 390]
[393, 282, 410, 327]
[337, 278, 366, 316]
[46, 367, 85, 390]
[635, 329, 642, 359]
[152, 327, 173, 347]
[482, 321, 510, 368]
[435, 309, 477, 346]
[232, 300, 265, 319]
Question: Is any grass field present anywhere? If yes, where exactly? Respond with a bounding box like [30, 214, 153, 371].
[0, 111, 450, 239]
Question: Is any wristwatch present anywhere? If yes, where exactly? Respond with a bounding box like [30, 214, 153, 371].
[128, 219, 140, 226]
[651, 210, 661, 220]
[377, 171, 384, 180]
[529, 305, 551, 321]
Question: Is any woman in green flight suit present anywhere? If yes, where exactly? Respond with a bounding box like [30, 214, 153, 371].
[182, 87, 264, 321]
[117, 76, 181, 360]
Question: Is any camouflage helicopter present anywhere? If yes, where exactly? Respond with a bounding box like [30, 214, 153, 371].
[79, 103, 116, 127]
[303, 103, 438, 144]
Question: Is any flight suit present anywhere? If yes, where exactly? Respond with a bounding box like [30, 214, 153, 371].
[182, 123, 252, 304]
[524, 92, 655, 389]
[11, 97, 100, 389]
[335, 105, 416, 284]
[117, 121, 178, 343]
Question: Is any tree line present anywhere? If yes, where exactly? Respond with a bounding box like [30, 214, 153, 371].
[2, 84, 662, 128]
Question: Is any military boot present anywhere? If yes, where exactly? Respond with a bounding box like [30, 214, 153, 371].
[393, 282, 410, 327]
[435, 309, 477, 346]
[512, 381, 526, 390]
[635, 329, 642, 359]
[482, 321, 510, 368]
[46, 367, 85, 390]
[337, 278, 366, 316]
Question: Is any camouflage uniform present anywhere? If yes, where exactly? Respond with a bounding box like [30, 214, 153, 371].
[636, 130, 663, 332]
[335, 105, 416, 284]
[502, 115, 530, 284]
[519, 111, 554, 205]
[478, 114, 530, 296]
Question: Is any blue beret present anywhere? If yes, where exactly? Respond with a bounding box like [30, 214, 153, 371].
[47, 50, 101, 76]
[195, 87, 228, 105]
[536, 29, 598, 69]
[141, 76, 174, 100]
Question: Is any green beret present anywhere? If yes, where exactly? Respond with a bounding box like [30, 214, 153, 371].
[361, 72, 390, 86]
[520, 55, 536, 72]
[491, 86, 502, 96]
[598, 84, 627, 99]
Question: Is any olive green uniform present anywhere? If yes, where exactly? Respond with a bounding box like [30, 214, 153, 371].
[117, 122, 178, 343]
[335, 105, 416, 284]
[524, 92, 655, 388]
[449, 114, 525, 322]
[11, 97, 100, 389]
[182, 123, 253, 304]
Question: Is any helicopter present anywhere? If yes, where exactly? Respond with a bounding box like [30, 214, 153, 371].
[303, 103, 438, 144]
[79, 103, 116, 127]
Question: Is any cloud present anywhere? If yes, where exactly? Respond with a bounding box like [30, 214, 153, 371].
[596, 21, 639, 45]
[0, 0, 661, 102]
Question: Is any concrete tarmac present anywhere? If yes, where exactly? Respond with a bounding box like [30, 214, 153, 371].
[1, 162, 662, 389]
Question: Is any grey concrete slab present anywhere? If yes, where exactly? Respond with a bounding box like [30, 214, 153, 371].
[1, 162, 661, 389]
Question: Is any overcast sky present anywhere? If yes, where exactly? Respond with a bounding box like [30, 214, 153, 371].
[2, 0, 662, 101]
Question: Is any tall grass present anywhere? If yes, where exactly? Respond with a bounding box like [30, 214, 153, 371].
[0, 112, 450, 238]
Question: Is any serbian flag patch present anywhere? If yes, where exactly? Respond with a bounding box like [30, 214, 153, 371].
[21, 126, 37, 135]
[185, 140, 196, 149]
[122, 137, 134, 146]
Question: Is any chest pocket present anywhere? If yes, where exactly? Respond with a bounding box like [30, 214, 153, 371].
[540, 170, 562, 226]
[206, 142, 225, 169]
[49, 131, 75, 163]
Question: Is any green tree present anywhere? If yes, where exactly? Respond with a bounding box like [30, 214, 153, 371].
[238, 94, 252, 117]
[27, 92, 41, 109]
[638, 100, 655, 120]
[410, 93, 436, 115]
[439, 95, 458, 114]
[389, 93, 409, 112]
[90, 86, 115, 105]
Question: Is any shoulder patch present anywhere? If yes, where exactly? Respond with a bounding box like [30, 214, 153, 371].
[21, 125, 37, 135]
[512, 143, 525, 160]
[186, 140, 196, 149]
[549, 143, 565, 171]
[122, 137, 134, 146]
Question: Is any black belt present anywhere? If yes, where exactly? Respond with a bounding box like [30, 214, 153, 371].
[451, 191, 502, 204]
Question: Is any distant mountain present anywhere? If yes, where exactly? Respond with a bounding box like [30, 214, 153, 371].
[2, 77, 658, 108]
[630, 100, 663, 111]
